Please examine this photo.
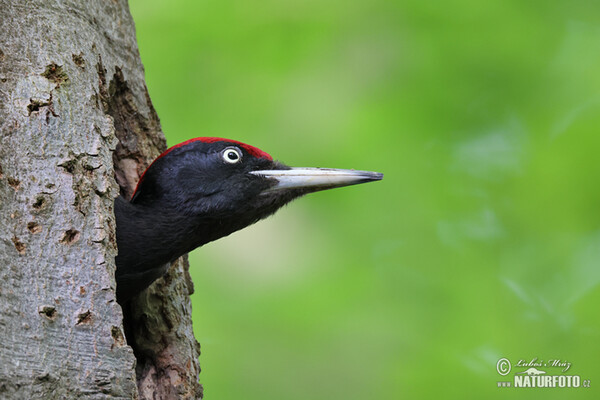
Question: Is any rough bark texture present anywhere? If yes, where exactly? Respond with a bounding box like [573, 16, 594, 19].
[0, 1, 201, 398]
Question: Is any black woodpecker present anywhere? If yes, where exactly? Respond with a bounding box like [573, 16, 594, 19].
[115, 137, 383, 302]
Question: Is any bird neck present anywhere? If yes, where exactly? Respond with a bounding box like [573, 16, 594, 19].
[115, 196, 258, 273]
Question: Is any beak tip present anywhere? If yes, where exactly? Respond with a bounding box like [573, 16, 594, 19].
[356, 171, 383, 184]
[372, 172, 384, 181]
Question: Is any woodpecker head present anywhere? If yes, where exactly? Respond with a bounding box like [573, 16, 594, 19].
[131, 137, 382, 225]
[115, 137, 382, 301]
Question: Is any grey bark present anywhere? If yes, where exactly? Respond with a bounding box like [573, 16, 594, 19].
[0, 1, 201, 398]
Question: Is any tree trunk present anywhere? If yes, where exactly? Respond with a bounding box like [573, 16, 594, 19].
[0, 1, 201, 398]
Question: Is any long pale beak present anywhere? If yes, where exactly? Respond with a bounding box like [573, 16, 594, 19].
[250, 167, 383, 193]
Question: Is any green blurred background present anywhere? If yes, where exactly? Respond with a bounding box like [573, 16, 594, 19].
[129, 1, 600, 398]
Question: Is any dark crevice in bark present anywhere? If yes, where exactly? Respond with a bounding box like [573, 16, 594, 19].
[97, 56, 203, 399]
[99, 61, 166, 200]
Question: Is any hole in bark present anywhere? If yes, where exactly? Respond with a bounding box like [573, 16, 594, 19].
[27, 222, 42, 234]
[41, 63, 69, 87]
[104, 55, 202, 397]
[111, 326, 126, 347]
[76, 310, 92, 325]
[27, 99, 47, 115]
[59, 158, 76, 173]
[0, 48, 4, 61]
[72, 53, 85, 68]
[36, 373, 55, 382]
[27, 95, 58, 119]
[38, 305, 57, 320]
[60, 229, 80, 245]
[0, 163, 4, 178]
[32, 195, 47, 210]
[11, 236, 25, 254]
[7, 177, 20, 190]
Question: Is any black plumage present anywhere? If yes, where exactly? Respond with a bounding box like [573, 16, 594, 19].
[115, 138, 382, 302]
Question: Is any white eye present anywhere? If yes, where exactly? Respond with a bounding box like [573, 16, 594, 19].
[222, 147, 242, 164]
